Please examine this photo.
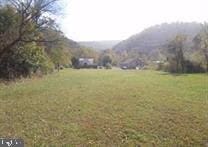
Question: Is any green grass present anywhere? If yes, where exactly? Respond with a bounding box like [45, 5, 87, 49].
[0, 69, 207, 146]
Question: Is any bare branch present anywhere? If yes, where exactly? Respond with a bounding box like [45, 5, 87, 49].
[0, 0, 60, 58]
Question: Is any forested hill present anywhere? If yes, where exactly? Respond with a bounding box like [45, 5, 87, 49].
[113, 22, 202, 54]
[79, 40, 121, 50]
[42, 29, 98, 63]
[64, 38, 82, 49]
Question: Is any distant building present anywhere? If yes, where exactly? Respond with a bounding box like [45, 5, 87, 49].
[153, 60, 163, 64]
[78, 58, 97, 68]
[120, 59, 144, 70]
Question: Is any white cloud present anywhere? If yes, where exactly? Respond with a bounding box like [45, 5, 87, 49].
[59, 0, 208, 41]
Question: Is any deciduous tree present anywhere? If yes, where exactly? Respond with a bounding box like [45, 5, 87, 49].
[0, 0, 60, 59]
[193, 25, 208, 72]
[166, 34, 187, 73]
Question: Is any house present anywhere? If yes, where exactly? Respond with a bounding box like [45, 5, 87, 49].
[120, 58, 144, 70]
[78, 58, 97, 68]
[153, 60, 163, 64]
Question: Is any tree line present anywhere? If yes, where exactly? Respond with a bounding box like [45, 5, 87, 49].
[161, 26, 208, 73]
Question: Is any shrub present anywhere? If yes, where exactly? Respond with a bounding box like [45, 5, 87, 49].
[156, 63, 164, 71]
[105, 63, 112, 69]
[184, 60, 205, 73]
[161, 60, 205, 73]
[0, 43, 54, 79]
[71, 57, 79, 69]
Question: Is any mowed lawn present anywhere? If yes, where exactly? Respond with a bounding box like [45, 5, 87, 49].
[0, 69, 207, 146]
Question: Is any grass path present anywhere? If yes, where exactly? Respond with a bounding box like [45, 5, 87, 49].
[0, 69, 207, 146]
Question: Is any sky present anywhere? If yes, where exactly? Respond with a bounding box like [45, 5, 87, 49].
[58, 0, 208, 41]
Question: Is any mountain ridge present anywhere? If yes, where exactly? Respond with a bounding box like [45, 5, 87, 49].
[112, 22, 203, 61]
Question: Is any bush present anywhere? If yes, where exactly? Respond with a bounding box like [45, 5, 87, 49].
[71, 57, 79, 69]
[105, 63, 112, 69]
[156, 63, 164, 71]
[161, 60, 205, 73]
[184, 60, 205, 73]
[0, 43, 54, 79]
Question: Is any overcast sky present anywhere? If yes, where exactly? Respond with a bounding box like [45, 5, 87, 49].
[59, 0, 208, 41]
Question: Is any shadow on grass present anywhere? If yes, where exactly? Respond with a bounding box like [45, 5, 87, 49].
[158, 72, 189, 77]
[158, 71, 208, 76]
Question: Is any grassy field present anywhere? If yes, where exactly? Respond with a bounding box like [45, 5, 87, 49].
[0, 69, 207, 146]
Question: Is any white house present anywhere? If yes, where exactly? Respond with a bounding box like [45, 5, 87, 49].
[79, 58, 94, 67]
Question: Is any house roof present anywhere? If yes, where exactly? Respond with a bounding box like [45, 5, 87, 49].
[79, 58, 94, 61]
